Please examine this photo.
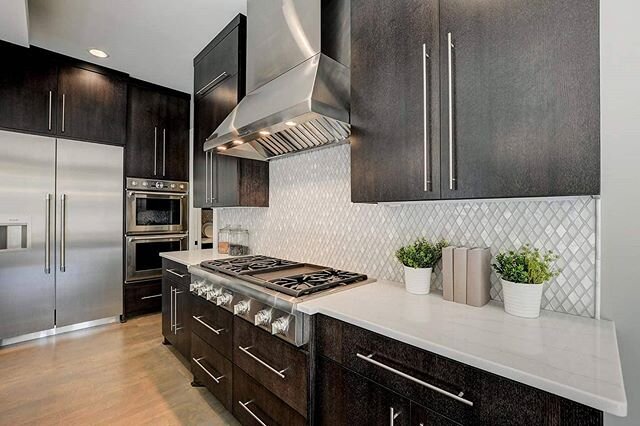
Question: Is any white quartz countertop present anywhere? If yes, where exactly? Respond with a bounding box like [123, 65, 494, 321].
[297, 280, 627, 417]
[159, 249, 231, 266]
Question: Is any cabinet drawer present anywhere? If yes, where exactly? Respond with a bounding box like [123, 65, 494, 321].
[233, 317, 308, 417]
[233, 365, 306, 426]
[191, 333, 233, 411]
[317, 315, 476, 424]
[162, 259, 189, 288]
[124, 280, 162, 317]
[194, 29, 239, 96]
[191, 295, 233, 359]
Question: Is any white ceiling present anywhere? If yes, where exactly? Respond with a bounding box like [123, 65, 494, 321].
[0, 0, 29, 46]
[26, 0, 246, 93]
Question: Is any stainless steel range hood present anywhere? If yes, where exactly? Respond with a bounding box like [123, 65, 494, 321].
[203, 0, 350, 161]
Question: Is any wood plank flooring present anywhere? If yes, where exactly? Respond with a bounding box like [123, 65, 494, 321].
[0, 314, 239, 426]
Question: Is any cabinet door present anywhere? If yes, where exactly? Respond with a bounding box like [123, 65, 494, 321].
[161, 276, 177, 346]
[440, 0, 599, 199]
[126, 84, 165, 178]
[350, 0, 440, 203]
[161, 94, 190, 181]
[0, 42, 58, 135]
[58, 65, 127, 145]
[316, 356, 410, 426]
[174, 286, 192, 359]
[193, 75, 240, 208]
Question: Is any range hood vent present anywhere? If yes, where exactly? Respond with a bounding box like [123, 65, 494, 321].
[204, 0, 350, 161]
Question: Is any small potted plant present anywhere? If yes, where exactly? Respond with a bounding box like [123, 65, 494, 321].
[395, 239, 447, 295]
[492, 245, 561, 318]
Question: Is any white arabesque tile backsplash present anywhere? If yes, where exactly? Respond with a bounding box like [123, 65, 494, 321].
[217, 144, 597, 317]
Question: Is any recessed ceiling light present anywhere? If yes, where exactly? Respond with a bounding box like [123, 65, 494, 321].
[285, 121, 297, 126]
[88, 48, 109, 58]
[217, 146, 227, 151]
[259, 130, 270, 136]
[232, 140, 244, 145]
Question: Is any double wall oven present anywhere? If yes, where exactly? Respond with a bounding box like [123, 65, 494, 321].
[125, 178, 188, 283]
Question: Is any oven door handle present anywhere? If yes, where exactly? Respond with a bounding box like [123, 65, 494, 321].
[126, 190, 186, 198]
[126, 234, 188, 243]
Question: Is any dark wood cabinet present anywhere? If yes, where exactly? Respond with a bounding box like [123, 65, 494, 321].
[161, 260, 191, 359]
[350, 0, 441, 203]
[316, 356, 411, 426]
[123, 279, 162, 318]
[57, 64, 127, 145]
[0, 42, 58, 135]
[439, 0, 599, 199]
[191, 332, 234, 411]
[126, 80, 189, 180]
[193, 14, 269, 209]
[350, 0, 600, 202]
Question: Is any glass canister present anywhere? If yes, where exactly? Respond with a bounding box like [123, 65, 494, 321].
[229, 225, 249, 256]
[217, 224, 231, 254]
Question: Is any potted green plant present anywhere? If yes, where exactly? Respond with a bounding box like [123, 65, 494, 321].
[395, 239, 447, 294]
[492, 246, 561, 318]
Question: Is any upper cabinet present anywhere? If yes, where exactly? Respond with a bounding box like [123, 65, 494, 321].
[193, 14, 269, 209]
[126, 80, 190, 181]
[0, 42, 58, 135]
[0, 41, 128, 146]
[351, 0, 600, 202]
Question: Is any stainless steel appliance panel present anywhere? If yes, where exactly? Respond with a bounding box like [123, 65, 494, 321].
[0, 131, 56, 339]
[54, 139, 123, 327]
[125, 190, 188, 234]
[125, 233, 188, 282]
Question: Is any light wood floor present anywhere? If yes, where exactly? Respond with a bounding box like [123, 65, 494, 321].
[0, 314, 239, 426]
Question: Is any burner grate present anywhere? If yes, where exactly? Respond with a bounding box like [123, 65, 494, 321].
[265, 269, 368, 297]
[201, 256, 301, 275]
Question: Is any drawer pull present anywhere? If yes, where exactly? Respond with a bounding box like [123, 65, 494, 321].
[141, 294, 162, 300]
[166, 268, 187, 278]
[192, 357, 225, 384]
[192, 315, 225, 334]
[239, 345, 287, 379]
[390, 407, 401, 426]
[238, 400, 267, 426]
[356, 353, 473, 407]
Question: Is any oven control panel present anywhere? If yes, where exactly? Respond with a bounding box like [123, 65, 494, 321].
[126, 177, 188, 193]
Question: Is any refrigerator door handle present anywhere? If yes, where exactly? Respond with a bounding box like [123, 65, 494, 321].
[45, 193, 51, 274]
[60, 193, 66, 272]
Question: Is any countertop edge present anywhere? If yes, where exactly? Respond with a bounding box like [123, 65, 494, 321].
[298, 298, 628, 417]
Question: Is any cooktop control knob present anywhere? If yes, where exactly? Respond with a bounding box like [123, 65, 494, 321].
[216, 292, 233, 307]
[271, 316, 291, 336]
[254, 309, 272, 326]
[206, 287, 222, 301]
[234, 300, 250, 316]
[190, 280, 204, 292]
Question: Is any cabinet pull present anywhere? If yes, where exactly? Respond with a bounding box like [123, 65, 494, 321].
[447, 32, 456, 190]
[170, 286, 175, 331]
[390, 407, 401, 426]
[48, 91, 52, 131]
[61, 94, 66, 133]
[196, 71, 228, 95]
[60, 194, 66, 272]
[192, 315, 224, 334]
[210, 152, 216, 202]
[356, 352, 473, 406]
[44, 194, 51, 274]
[422, 43, 432, 192]
[173, 289, 183, 334]
[205, 151, 209, 203]
[154, 127, 158, 176]
[141, 294, 162, 300]
[162, 128, 166, 176]
[192, 357, 225, 383]
[239, 345, 287, 379]
[238, 400, 267, 426]
[166, 268, 186, 278]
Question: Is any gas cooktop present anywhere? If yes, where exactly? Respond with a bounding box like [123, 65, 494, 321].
[200, 255, 368, 297]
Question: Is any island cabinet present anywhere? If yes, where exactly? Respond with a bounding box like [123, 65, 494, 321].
[193, 14, 269, 209]
[350, 0, 600, 202]
[161, 259, 192, 359]
[314, 315, 603, 426]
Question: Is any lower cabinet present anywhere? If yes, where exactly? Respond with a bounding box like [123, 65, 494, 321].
[161, 262, 191, 359]
[191, 333, 233, 411]
[123, 280, 162, 318]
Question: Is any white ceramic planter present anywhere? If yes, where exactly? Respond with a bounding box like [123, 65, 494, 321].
[501, 278, 545, 318]
[403, 266, 432, 295]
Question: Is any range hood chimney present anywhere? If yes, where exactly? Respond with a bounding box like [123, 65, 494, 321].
[203, 0, 350, 161]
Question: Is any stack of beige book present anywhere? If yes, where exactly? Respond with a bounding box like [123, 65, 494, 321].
[442, 246, 491, 307]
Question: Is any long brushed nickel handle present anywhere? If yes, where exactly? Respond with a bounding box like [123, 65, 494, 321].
[192, 315, 224, 334]
[45, 193, 51, 273]
[196, 72, 228, 95]
[170, 286, 174, 331]
[356, 352, 473, 406]
[60, 194, 66, 272]
[192, 357, 225, 383]
[48, 91, 52, 131]
[205, 151, 209, 203]
[162, 128, 166, 176]
[447, 32, 456, 190]
[239, 345, 287, 379]
[61, 94, 66, 133]
[390, 406, 401, 426]
[166, 269, 186, 278]
[238, 400, 267, 426]
[140, 294, 162, 300]
[423, 43, 432, 192]
[154, 127, 158, 176]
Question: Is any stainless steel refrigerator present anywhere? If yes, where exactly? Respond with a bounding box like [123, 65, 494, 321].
[0, 130, 123, 343]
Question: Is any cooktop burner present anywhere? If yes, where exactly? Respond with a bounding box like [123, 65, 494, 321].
[199, 255, 368, 297]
